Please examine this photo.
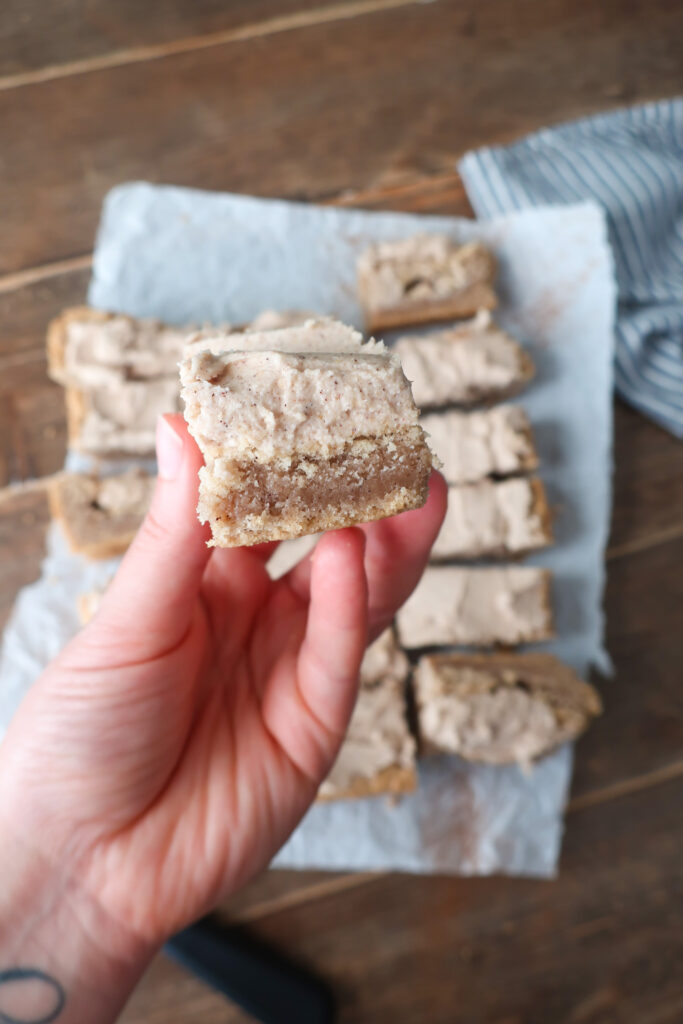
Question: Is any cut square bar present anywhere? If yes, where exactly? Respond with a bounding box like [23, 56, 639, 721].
[357, 235, 497, 332]
[65, 378, 180, 455]
[394, 311, 533, 409]
[318, 629, 416, 801]
[421, 405, 538, 485]
[431, 478, 552, 561]
[396, 566, 553, 648]
[413, 652, 602, 765]
[49, 469, 154, 559]
[180, 340, 432, 547]
[47, 306, 194, 388]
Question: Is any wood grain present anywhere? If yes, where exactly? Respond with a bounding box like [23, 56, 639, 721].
[118, 775, 683, 1023]
[0, 0, 348, 77]
[573, 532, 683, 797]
[0, 268, 88, 486]
[609, 400, 683, 555]
[2, 0, 682, 274]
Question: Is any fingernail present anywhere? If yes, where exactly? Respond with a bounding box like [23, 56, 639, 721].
[156, 415, 184, 480]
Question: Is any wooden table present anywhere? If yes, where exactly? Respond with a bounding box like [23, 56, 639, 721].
[2, 2, 682, 1020]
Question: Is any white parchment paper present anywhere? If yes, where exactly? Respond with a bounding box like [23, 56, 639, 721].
[0, 184, 616, 877]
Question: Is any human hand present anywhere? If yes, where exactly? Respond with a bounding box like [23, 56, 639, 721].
[0, 414, 445, 1021]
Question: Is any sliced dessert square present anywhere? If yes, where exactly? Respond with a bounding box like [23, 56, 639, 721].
[318, 629, 416, 801]
[49, 469, 154, 559]
[396, 566, 553, 648]
[357, 235, 497, 332]
[413, 651, 601, 765]
[394, 311, 533, 409]
[421, 405, 538, 485]
[65, 377, 180, 456]
[180, 342, 432, 547]
[47, 306, 195, 388]
[431, 477, 552, 561]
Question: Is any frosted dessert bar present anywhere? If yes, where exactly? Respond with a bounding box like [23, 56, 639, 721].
[65, 377, 180, 455]
[421, 405, 538, 486]
[48, 307, 205, 454]
[49, 469, 154, 559]
[318, 629, 416, 801]
[47, 307, 196, 389]
[413, 652, 601, 765]
[394, 311, 534, 409]
[396, 566, 553, 648]
[431, 478, 552, 561]
[180, 339, 433, 547]
[357, 235, 497, 332]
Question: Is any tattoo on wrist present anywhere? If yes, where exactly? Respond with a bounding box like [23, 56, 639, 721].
[0, 968, 66, 1023]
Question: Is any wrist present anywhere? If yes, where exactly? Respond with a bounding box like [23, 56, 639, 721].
[0, 821, 155, 1024]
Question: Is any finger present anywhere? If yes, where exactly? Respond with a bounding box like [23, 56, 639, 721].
[286, 471, 447, 639]
[251, 541, 280, 562]
[261, 528, 368, 784]
[200, 545, 272, 657]
[87, 414, 211, 659]
[360, 469, 447, 638]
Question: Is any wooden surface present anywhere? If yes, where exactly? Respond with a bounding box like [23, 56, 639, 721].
[1, 1, 682, 1021]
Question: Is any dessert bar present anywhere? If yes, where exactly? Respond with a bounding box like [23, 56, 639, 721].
[180, 340, 432, 547]
[49, 469, 153, 559]
[318, 629, 416, 800]
[431, 478, 552, 561]
[421, 405, 538, 485]
[394, 311, 533, 409]
[396, 566, 553, 648]
[413, 651, 601, 765]
[357, 235, 497, 332]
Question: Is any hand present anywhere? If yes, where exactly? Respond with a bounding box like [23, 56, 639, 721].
[0, 414, 445, 1020]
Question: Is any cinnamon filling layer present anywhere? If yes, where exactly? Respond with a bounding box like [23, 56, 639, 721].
[204, 438, 431, 525]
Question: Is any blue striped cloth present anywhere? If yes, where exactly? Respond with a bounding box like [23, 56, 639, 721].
[459, 98, 683, 438]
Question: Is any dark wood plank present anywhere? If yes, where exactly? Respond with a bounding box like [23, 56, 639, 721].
[119, 775, 683, 1023]
[609, 399, 683, 556]
[0, 266, 90, 359]
[2, 0, 682, 274]
[0, 0, 347, 78]
[573, 532, 683, 797]
[0, 268, 89, 486]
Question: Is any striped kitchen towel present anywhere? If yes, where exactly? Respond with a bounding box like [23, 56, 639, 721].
[459, 98, 683, 438]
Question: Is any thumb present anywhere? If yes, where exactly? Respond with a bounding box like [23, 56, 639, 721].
[90, 414, 211, 659]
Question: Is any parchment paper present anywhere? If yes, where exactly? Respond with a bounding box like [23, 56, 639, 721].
[0, 185, 616, 877]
